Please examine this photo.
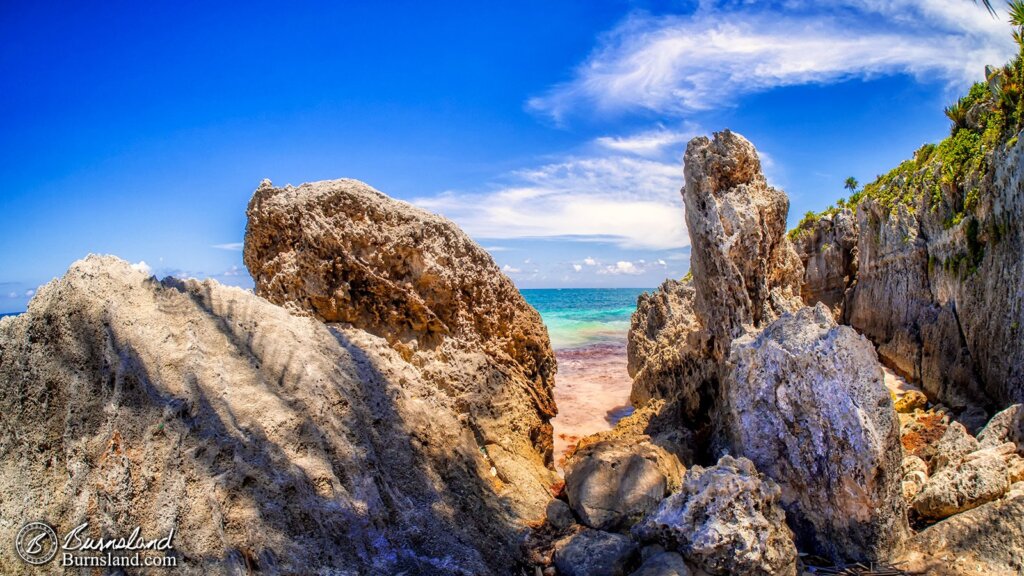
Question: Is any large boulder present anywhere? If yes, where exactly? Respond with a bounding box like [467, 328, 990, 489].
[633, 456, 798, 576]
[978, 404, 1023, 450]
[244, 178, 557, 462]
[912, 447, 1011, 519]
[0, 195, 560, 575]
[722, 303, 909, 562]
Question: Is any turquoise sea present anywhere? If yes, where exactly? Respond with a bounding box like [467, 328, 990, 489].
[520, 288, 649, 351]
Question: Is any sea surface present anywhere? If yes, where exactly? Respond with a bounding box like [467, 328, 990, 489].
[520, 288, 650, 469]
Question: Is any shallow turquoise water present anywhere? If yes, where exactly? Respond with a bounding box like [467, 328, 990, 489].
[520, 288, 650, 350]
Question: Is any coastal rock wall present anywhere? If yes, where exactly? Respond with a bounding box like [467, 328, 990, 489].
[795, 132, 1024, 410]
[790, 208, 858, 319]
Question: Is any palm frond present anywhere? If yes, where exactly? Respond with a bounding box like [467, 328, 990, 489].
[1008, 0, 1024, 28]
[945, 98, 971, 132]
[973, 0, 997, 16]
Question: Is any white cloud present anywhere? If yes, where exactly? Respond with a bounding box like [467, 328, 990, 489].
[24, 289, 34, 297]
[6, 292, 15, 299]
[415, 155, 687, 250]
[223, 265, 243, 277]
[212, 242, 244, 251]
[484, 245, 511, 252]
[130, 261, 152, 276]
[595, 124, 698, 156]
[583, 257, 598, 266]
[600, 260, 644, 275]
[529, 0, 1017, 120]
[502, 264, 522, 274]
[572, 264, 583, 272]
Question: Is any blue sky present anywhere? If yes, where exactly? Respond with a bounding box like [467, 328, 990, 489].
[0, 0, 1018, 312]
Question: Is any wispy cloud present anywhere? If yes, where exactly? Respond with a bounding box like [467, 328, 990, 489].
[416, 155, 687, 250]
[212, 242, 244, 251]
[595, 124, 698, 157]
[529, 0, 1017, 120]
[598, 258, 668, 276]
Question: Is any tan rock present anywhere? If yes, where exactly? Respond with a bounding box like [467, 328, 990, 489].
[932, 421, 981, 472]
[244, 178, 558, 463]
[894, 390, 929, 413]
[912, 449, 1010, 519]
[977, 404, 1023, 450]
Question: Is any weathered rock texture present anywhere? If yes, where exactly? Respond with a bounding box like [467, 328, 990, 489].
[244, 178, 557, 462]
[0, 195, 560, 574]
[794, 132, 1024, 409]
[722, 303, 909, 562]
[901, 483, 1024, 575]
[791, 208, 859, 319]
[552, 529, 639, 576]
[627, 131, 802, 427]
[633, 456, 798, 576]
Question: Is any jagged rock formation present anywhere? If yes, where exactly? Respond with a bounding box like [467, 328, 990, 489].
[793, 120, 1024, 410]
[244, 178, 558, 468]
[626, 130, 803, 426]
[0, 179, 562, 575]
[633, 456, 798, 576]
[722, 303, 909, 562]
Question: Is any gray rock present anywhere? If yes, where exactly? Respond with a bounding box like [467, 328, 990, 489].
[553, 530, 639, 576]
[791, 207, 859, 319]
[722, 303, 909, 562]
[977, 403, 1023, 450]
[629, 551, 691, 576]
[931, 421, 980, 472]
[546, 499, 576, 531]
[564, 438, 683, 530]
[633, 456, 797, 576]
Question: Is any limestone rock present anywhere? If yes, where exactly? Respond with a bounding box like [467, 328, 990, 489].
[912, 449, 1010, 519]
[722, 303, 909, 562]
[977, 404, 1023, 450]
[552, 530, 639, 576]
[564, 437, 684, 530]
[627, 279, 713, 413]
[0, 254, 555, 574]
[546, 499, 575, 531]
[629, 551, 691, 576]
[244, 178, 557, 463]
[682, 130, 803, 362]
[633, 456, 797, 576]
[901, 486, 1024, 575]
[894, 390, 929, 413]
[932, 421, 981, 472]
[791, 207, 859, 319]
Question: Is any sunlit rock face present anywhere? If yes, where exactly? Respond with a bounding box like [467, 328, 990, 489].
[244, 178, 558, 468]
[722, 303, 909, 563]
[627, 130, 804, 428]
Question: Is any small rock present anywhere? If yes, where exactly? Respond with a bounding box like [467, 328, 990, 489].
[977, 404, 1023, 450]
[893, 390, 928, 413]
[1008, 454, 1024, 484]
[633, 456, 797, 576]
[629, 551, 691, 576]
[902, 471, 928, 503]
[902, 455, 928, 477]
[546, 499, 575, 531]
[912, 450, 1010, 519]
[565, 438, 683, 530]
[553, 530, 639, 576]
[931, 421, 979, 472]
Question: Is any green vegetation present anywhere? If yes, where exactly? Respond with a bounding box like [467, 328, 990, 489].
[787, 9, 1024, 245]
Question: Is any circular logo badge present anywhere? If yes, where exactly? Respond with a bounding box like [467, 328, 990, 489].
[15, 521, 58, 565]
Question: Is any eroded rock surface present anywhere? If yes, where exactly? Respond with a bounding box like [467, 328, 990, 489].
[553, 529, 639, 576]
[0, 208, 560, 574]
[790, 208, 859, 319]
[722, 303, 909, 562]
[244, 178, 558, 463]
[633, 456, 798, 576]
